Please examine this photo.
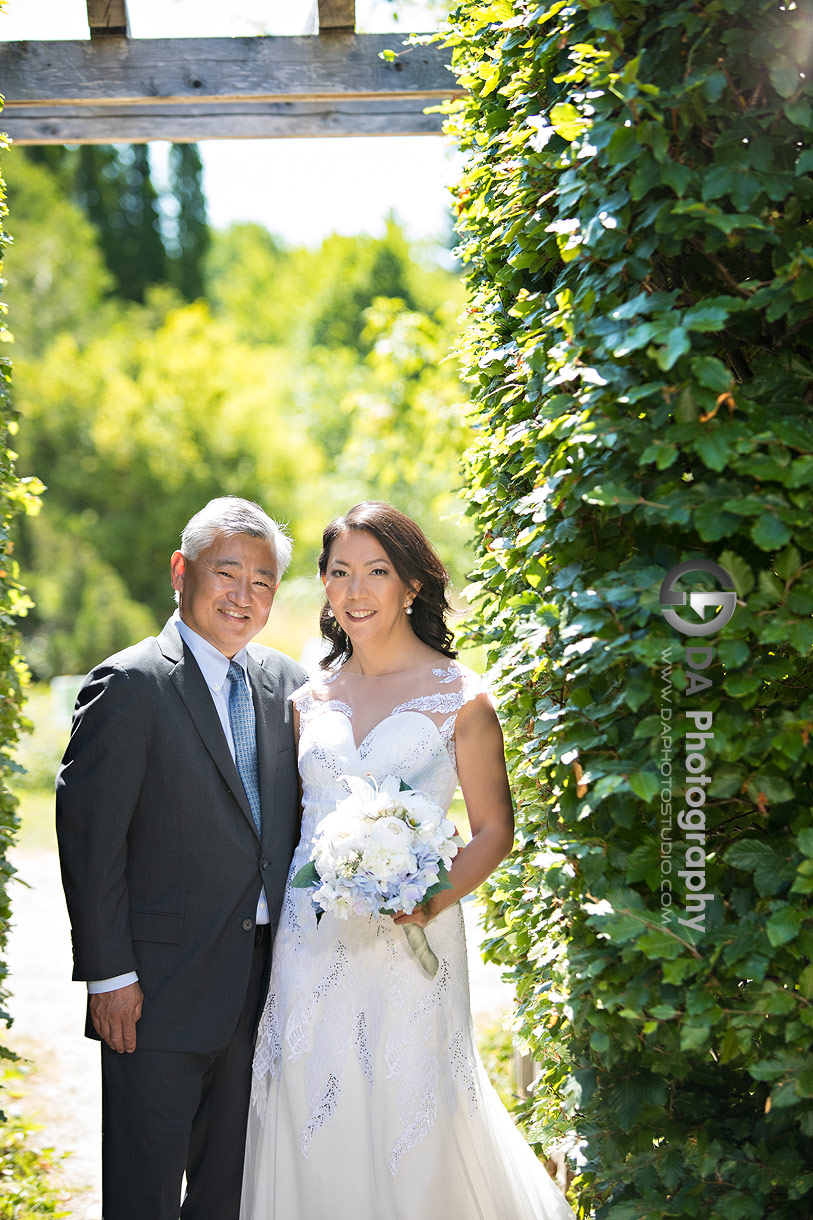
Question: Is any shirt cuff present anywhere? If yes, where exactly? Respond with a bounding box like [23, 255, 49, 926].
[87, 972, 139, 994]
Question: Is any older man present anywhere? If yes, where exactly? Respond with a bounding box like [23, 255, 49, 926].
[57, 497, 307, 1220]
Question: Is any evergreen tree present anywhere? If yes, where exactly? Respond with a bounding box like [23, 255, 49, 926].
[166, 143, 210, 301]
[71, 145, 166, 301]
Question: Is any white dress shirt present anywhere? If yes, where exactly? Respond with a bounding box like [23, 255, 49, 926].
[88, 613, 269, 995]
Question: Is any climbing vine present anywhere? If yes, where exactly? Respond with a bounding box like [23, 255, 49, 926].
[448, 0, 813, 1215]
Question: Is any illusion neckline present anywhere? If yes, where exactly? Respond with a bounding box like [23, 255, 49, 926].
[333, 658, 456, 680]
[316, 703, 454, 759]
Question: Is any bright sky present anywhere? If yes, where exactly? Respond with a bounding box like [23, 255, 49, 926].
[0, 0, 460, 247]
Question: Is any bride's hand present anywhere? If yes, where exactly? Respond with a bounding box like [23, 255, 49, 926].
[391, 903, 431, 927]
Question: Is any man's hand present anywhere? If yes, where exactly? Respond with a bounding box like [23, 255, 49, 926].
[90, 981, 143, 1053]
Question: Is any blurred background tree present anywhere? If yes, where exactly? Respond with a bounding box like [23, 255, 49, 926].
[2, 144, 470, 679]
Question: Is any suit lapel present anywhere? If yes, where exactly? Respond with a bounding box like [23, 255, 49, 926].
[159, 619, 255, 832]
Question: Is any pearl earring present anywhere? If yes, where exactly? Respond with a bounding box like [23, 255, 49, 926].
[326, 608, 334, 619]
[405, 602, 413, 615]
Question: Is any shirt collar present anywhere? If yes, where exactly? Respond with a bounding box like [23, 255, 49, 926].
[173, 610, 250, 694]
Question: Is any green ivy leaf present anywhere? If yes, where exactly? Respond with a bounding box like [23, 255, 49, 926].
[797, 829, 813, 858]
[694, 430, 730, 471]
[766, 906, 803, 947]
[770, 62, 802, 99]
[718, 550, 754, 597]
[773, 544, 802, 581]
[549, 103, 590, 141]
[628, 770, 659, 800]
[725, 840, 790, 895]
[653, 327, 690, 371]
[690, 356, 732, 391]
[751, 514, 792, 550]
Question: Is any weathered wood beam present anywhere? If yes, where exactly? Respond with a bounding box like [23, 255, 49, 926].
[0, 35, 455, 106]
[0, 34, 458, 143]
[318, 0, 356, 35]
[86, 0, 130, 39]
[1, 98, 447, 143]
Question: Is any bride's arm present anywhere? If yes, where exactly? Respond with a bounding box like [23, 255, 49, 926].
[392, 692, 514, 927]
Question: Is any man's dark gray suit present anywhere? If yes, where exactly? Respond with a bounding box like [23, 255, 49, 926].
[56, 616, 307, 1218]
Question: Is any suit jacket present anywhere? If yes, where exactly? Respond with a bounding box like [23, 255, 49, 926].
[56, 617, 307, 1053]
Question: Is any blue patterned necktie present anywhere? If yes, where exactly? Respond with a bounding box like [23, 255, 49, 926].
[227, 660, 262, 836]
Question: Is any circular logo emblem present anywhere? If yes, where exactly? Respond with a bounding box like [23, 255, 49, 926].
[659, 560, 737, 637]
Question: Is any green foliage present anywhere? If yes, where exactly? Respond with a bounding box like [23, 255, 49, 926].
[20, 515, 157, 681]
[447, 0, 813, 1215]
[7, 149, 469, 667]
[23, 141, 212, 306]
[0, 100, 48, 1209]
[205, 223, 292, 345]
[0, 1067, 66, 1219]
[207, 219, 460, 352]
[166, 144, 210, 301]
[13, 297, 325, 620]
[475, 1013, 521, 1113]
[75, 145, 167, 302]
[2, 152, 114, 357]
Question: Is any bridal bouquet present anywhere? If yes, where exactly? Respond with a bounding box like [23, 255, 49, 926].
[291, 774, 461, 978]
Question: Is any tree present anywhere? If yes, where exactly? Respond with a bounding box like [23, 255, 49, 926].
[0, 89, 45, 1126]
[2, 151, 114, 357]
[75, 145, 167, 301]
[166, 143, 210, 301]
[205, 223, 292, 345]
[22, 142, 211, 304]
[12, 298, 325, 624]
[447, 0, 813, 1216]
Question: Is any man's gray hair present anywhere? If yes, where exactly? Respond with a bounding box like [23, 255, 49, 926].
[180, 497, 293, 576]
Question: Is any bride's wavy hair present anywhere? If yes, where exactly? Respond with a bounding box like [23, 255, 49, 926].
[317, 501, 457, 669]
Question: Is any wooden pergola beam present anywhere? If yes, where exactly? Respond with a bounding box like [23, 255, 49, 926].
[0, 34, 458, 143]
[2, 99, 448, 144]
[318, 0, 356, 34]
[86, 0, 130, 39]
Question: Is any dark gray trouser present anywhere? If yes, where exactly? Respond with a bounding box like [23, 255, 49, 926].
[100, 932, 269, 1220]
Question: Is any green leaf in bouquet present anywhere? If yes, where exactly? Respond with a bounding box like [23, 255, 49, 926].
[423, 861, 455, 903]
[291, 860, 320, 889]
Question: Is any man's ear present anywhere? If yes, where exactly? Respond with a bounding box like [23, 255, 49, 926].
[170, 551, 186, 595]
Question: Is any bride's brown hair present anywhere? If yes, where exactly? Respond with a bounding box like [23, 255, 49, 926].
[317, 501, 457, 669]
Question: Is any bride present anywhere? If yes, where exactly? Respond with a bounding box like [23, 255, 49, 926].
[241, 501, 575, 1220]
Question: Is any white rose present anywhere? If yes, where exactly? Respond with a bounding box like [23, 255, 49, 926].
[401, 791, 444, 827]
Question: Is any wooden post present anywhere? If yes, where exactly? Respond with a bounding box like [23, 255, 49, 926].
[318, 0, 356, 35]
[86, 0, 130, 39]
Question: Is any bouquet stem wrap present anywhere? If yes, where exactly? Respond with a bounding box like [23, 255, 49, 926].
[403, 925, 439, 979]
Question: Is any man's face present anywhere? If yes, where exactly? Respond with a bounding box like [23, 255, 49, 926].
[170, 532, 279, 657]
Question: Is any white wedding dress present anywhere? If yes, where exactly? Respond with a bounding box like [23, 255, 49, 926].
[241, 661, 575, 1220]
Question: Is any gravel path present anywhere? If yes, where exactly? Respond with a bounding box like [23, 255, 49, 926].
[6, 847, 514, 1218]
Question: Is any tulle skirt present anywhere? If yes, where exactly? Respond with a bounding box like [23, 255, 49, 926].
[240, 901, 574, 1220]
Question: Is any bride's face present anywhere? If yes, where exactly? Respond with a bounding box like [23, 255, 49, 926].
[323, 529, 418, 647]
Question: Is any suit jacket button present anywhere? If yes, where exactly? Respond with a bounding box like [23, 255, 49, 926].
[261, 857, 268, 870]
[242, 918, 254, 931]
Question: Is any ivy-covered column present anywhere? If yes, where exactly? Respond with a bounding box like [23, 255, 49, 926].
[448, 0, 813, 1216]
[0, 122, 43, 1091]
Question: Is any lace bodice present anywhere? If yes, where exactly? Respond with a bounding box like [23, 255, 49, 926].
[291, 661, 483, 847]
